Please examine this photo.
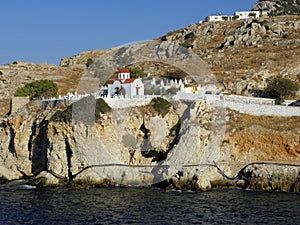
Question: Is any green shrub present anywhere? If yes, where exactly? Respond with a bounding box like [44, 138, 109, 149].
[50, 98, 111, 123]
[265, 76, 299, 104]
[95, 98, 111, 121]
[165, 87, 179, 95]
[86, 58, 94, 67]
[151, 97, 172, 117]
[144, 87, 161, 95]
[14, 80, 58, 100]
[169, 117, 181, 137]
[162, 71, 187, 80]
[161, 35, 168, 41]
[128, 67, 146, 78]
[184, 32, 195, 40]
[50, 105, 72, 123]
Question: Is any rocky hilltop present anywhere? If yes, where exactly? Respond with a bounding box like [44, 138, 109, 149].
[254, 0, 300, 15]
[161, 15, 300, 96]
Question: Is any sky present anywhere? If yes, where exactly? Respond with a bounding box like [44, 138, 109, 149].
[0, 0, 258, 65]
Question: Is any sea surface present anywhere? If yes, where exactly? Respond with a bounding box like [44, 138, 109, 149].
[0, 181, 299, 225]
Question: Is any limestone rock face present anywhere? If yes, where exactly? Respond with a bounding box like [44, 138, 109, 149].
[0, 98, 299, 192]
[221, 19, 282, 48]
[59, 50, 106, 67]
[237, 163, 300, 192]
[0, 98, 180, 186]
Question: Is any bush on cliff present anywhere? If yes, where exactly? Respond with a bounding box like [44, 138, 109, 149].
[265, 76, 299, 104]
[14, 80, 58, 100]
[95, 98, 111, 120]
[151, 97, 172, 117]
[50, 105, 72, 123]
[50, 97, 111, 123]
[169, 117, 181, 137]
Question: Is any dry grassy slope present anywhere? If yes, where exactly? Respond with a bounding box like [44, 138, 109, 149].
[224, 109, 300, 164]
[0, 50, 106, 116]
[162, 15, 300, 96]
[60, 50, 106, 66]
[1, 16, 300, 116]
[0, 62, 84, 116]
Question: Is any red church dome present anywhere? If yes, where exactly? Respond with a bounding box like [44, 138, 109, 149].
[118, 67, 130, 73]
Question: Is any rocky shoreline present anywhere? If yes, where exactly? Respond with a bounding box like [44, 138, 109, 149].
[0, 97, 299, 192]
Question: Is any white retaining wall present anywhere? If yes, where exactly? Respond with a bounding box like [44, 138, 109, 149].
[216, 101, 300, 117]
[104, 96, 155, 109]
[42, 92, 299, 117]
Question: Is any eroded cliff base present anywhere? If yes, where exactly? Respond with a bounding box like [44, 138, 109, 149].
[0, 98, 299, 192]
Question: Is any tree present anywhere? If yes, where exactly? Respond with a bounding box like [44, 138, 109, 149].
[14, 80, 58, 100]
[128, 67, 146, 78]
[86, 58, 94, 68]
[265, 76, 299, 104]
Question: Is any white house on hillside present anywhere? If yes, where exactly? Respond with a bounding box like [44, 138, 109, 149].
[105, 68, 144, 98]
[206, 14, 233, 22]
[205, 10, 266, 22]
[234, 11, 260, 20]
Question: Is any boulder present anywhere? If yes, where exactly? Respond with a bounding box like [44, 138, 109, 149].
[253, 1, 280, 13]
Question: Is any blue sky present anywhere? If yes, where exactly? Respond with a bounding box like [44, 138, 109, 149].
[0, 0, 257, 65]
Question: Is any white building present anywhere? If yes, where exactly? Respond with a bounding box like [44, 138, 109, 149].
[206, 15, 233, 22]
[106, 68, 144, 98]
[205, 10, 265, 22]
[234, 11, 260, 20]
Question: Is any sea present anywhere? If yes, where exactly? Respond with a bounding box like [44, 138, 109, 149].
[0, 181, 299, 225]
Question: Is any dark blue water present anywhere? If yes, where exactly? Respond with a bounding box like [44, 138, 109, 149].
[0, 182, 299, 225]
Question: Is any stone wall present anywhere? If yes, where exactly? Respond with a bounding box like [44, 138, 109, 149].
[10, 97, 29, 114]
[217, 101, 300, 117]
[41, 92, 299, 117]
[174, 93, 300, 117]
[104, 96, 155, 109]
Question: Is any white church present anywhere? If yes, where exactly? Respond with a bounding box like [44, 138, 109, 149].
[102, 67, 144, 98]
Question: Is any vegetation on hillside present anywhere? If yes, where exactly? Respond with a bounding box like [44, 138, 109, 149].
[14, 80, 58, 100]
[265, 0, 300, 15]
[86, 58, 94, 67]
[50, 97, 111, 123]
[151, 97, 172, 117]
[169, 117, 181, 137]
[127, 67, 146, 78]
[50, 105, 73, 123]
[95, 98, 112, 120]
[162, 70, 187, 80]
[265, 76, 299, 104]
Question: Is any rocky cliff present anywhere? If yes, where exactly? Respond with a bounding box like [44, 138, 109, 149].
[0, 97, 299, 192]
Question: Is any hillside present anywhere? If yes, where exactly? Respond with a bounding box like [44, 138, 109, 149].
[69, 14, 300, 98]
[1, 8, 300, 116]
[0, 50, 105, 116]
[254, 0, 300, 15]
[160, 15, 300, 96]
